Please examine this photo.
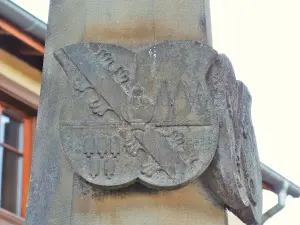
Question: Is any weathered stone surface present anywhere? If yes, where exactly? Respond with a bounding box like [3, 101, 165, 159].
[70, 181, 227, 225]
[203, 54, 262, 224]
[26, 0, 262, 224]
[52, 40, 262, 224]
[54, 41, 219, 189]
[26, 0, 226, 224]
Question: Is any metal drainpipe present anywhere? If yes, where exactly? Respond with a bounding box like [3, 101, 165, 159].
[261, 181, 289, 224]
[261, 163, 300, 198]
[260, 163, 300, 224]
[0, 0, 47, 41]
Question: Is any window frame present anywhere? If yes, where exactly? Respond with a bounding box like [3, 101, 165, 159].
[0, 47, 40, 219]
[0, 101, 34, 218]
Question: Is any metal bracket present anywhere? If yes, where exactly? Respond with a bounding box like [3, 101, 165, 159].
[261, 180, 289, 224]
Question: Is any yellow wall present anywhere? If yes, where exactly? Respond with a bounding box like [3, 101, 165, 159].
[0, 49, 41, 96]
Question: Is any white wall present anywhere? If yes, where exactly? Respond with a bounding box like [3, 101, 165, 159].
[210, 1, 300, 224]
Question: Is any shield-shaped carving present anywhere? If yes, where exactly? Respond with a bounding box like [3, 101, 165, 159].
[203, 54, 262, 224]
[54, 41, 219, 189]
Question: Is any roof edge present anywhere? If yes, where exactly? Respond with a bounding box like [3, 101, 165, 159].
[0, 0, 47, 41]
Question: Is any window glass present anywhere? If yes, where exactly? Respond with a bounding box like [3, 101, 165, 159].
[0, 113, 24, 216]
[1, 114, 23, 152]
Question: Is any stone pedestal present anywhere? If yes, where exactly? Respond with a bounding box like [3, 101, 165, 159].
[26, 1, 261, 225]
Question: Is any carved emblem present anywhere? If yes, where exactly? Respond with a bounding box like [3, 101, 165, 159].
[203, 54, 262, 224]
[54, 41, 219, 189]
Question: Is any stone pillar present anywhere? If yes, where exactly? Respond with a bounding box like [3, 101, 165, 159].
[26, 1, 262, 225]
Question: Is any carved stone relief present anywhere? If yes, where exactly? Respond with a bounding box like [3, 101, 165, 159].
[203, 54, 262, 224]
[54, 41, 262, 224]
[54, 41, 219, 189]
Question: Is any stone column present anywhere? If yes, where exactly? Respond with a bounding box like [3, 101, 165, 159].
[26, 0, 261, 225]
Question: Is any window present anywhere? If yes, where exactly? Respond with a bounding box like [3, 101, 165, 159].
[0, 110, 23, 216]
[0, 99, 35, 218]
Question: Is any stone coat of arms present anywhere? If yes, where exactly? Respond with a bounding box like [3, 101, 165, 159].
[54, 41, 219, 189]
